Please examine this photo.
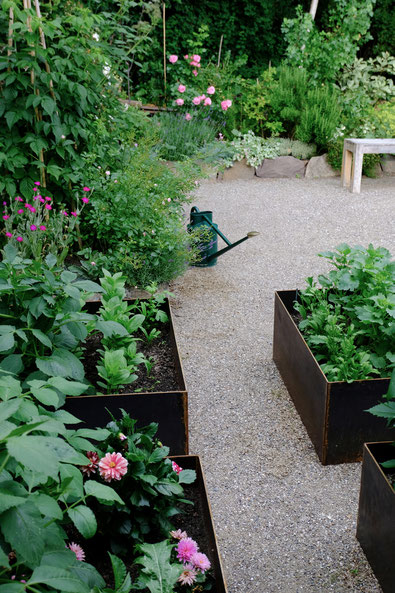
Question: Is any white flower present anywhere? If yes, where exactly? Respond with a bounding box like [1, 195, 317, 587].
[105, 170, 111, 176]
[92, 33, 99, 41]
[61, 134, 66, 140]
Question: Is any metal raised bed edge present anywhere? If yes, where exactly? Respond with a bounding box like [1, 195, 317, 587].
[170, 455, 228, 593]
[272, 290, 391, 464]
[357, 442, 395, 593]
[65, 298, 189, 455]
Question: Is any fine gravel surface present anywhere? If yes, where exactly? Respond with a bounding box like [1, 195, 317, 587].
[168, 176, 395, 593]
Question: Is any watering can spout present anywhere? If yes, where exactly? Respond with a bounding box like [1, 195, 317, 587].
[187, 206, 259, 267]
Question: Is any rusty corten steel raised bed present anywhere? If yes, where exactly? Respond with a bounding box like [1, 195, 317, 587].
[170, 455, 228, 593]
[273, 290, 392, 464]
[357, 442, 395, 593]
[64, 298, 188, 455]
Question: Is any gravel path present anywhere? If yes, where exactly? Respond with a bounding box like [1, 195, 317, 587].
[169, 176, 395, 593]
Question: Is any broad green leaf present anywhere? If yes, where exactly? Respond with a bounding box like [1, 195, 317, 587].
[155, 480, 183, 496]
[73, 280, 103, 292]
[128, 314, 145, 332]
[69, 562, 105, 589]
[28, 383, 60, 407]
[0, 375, 22, 399]
[0, 584, 25, 592]
[54, 409, 82, 424]
[178, 469, 196, 484]
[0, 545, 10, 569]
[108, 553, 131, 593]
[381, 459, 395, 468]
[41, 97, 56, 116]
[74, 428, 109, 440]
[48, 377, 89, 396]
[59, 464, 84, 500]
[0, 354, 24, 376]
[67, 505, 97, 538]
[135, 540, 181, 593]
[36, 349, 84, 381]
[28, 566, 90, 593]
[1, 501, 44, 566]
[0, 481, 28, 513]
[0, 398, 21, 423]
[84, 480, 125, 505]
[148, 447, 169, 464]
[31, 329, 53, 348]
[31, 492, 63, 519]
[7, 435, 59, 479]
[0, 332, 15, 352]
[95, 320, 129, 337]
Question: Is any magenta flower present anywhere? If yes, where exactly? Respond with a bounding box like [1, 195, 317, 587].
[2, 215, 9, 220]
[221, 99, 232, 111]
[83, 186, 91, 191]
[2, 202, 6, 205]
[15, 196, 23, 202]
[192, 69, 198, 76]
[29, 207, 36, 213]
[169, 54, 178, 64]
[82, 197, 89, 204]
[45, 197, 51, 201]
[33, 187, 38, 191]
[36, 195, 42, 199]
[204, 97, 212, 106]
[178, 84, 186, 93]
[67, 543, 85, 562]
[5, 232, 12, 238]
[63, 211, 68, 216]
[185, 113, 192, 121]
[39, 197, 45, 203]
[191, 552, 211, 573]
[176, 538, 198, 563]
[71, 211, 77, 217]
[45, 204, 52, 210]
[175, 98, 184, 106]
[178, 565, 197, 586]
[34, 181, 40, 186]
[99, 452, 128, 482]
[192, 96, 201, 105]
[207, 86, 215, 95]
[16, 236, 23, 242]
[80, 451, 99, 477]
[39, 225, 46, 231]
[118, 433, 127, 441]
[17, 209, 24, 214]
[172, 461, 183, 474]
[192, 54, 201, 63]
[30, 225, 37, 231]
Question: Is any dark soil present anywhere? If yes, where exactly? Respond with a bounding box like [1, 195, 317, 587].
[82, 324, 181, 394]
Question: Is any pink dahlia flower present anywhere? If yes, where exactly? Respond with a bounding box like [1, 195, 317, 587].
[207, 86, 215, 95]
[170, 529, 188, 540]
[172, 461, 183, 474]
[178, 84, 186, 93]
[185, 113, 192, 121]
[176, 538, 198, 563]
[169, 54, 178, 64]
[192, 96, 201, 105]
[67, 542, 85, 562]
[80, 451, 99, 477]
[204, 97, 212, 106]
[178, 564, 197, 586]
[191, 552, 211, 573]
[175, 98, 184, 106]
[99, 452, 128, 482]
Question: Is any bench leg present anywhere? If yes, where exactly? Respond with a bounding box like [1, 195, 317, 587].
[350, 147, 363, 193]
[341, 148, 353, 188]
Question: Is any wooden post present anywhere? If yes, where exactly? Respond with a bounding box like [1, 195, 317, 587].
[217, 34, 223, 68]
[309, 0, 319, 20]
[162, 3, 166, 100]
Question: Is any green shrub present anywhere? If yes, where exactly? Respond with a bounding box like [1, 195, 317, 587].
[290, 140, 317, 160]
[294, 87, 342, 150]
[154, 112, 219, 161]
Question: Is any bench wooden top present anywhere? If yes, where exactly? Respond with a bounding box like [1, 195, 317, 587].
[344, 138, 395, 152]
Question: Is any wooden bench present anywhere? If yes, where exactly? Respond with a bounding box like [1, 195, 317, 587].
[341, 138, 395, 193]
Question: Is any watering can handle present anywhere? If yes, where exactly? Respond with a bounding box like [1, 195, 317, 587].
[190, 206, 200, 214]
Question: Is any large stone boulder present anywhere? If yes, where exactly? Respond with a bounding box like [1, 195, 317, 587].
[222, 158, 255, 181]
[305, 154, 338, 178]
[255, 156, 307, 178]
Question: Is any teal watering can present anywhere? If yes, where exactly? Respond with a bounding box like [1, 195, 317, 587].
[187, 206, 259, 267]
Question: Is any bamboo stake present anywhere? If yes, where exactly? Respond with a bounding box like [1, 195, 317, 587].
[162, 2, 166, 101]
[34, 0, 56, 101]
[7, 8, 14, 59]
[217, 34, 223, 68]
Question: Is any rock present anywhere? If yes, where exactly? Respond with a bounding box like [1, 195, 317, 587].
[255, 156, 307, 178]
[305, 153, 338, 178]
[222, 158, 255, 181]
[381, 155, 395, 176]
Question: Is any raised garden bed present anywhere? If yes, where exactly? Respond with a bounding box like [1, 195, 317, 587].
[272, 290, 392, 464]
[357, 442, 395, 593]
[64, 298, 188, 455]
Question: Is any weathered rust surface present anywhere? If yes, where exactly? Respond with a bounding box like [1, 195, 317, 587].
[65, 298, 188, 455]
[273, 290, 391, 464]
[170, 455, 228, 593]
[357, 442, 395, 593]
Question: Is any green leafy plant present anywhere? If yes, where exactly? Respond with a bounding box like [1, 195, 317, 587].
[97, 349, 139, 393]
[294, 244, 395, 382]
[228, 130, 281, 167]
[368, 369, 395, 471]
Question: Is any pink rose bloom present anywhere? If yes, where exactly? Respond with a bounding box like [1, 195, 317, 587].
[192, 96, 201, 105]
[99, 452, 128, 482]
[192, 70, 198, 76]
[67, 543, 85, 562]
[178, 84, 186, 93]
[175, 98, 184, 106]
[169, 54, 178, 64]
[193, 54, 201, 63]
[184, 54, 189, 59]
[185, 113, 192, 121]
[176, 538, 198, 563]
[207, 86, 215, 95]
[200, 94, 206, 100]
[221, 99, 232, 111]
[190, 60, 198, 67]
[204, 97, 212, 106]
[191, 552, 211, 573]
[33, 187, 38, 191]
[45, 197, 51, 201]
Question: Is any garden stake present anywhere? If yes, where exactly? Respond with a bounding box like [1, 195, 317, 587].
[188, 206, 259, 267]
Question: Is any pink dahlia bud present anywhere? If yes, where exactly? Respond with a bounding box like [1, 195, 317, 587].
[191, 552, 211, 573]
[80, 451, 99, 476]
[176, 538, 198, 563]
[2, 215, 9, 220]
[178, 84, 186, 93]
[170, 529, 188, 540]
[83, 186, 91, 191]
[99, 452, 128, 482]
[118, 432, 127, 441]
[207, 86, 215, 95]
[17, 209, 24, 214]
[175, 98, 184, 106]
[172, 461, 183, 474]
[67, 542, 85, 562]
[169, 54, 178, 64]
